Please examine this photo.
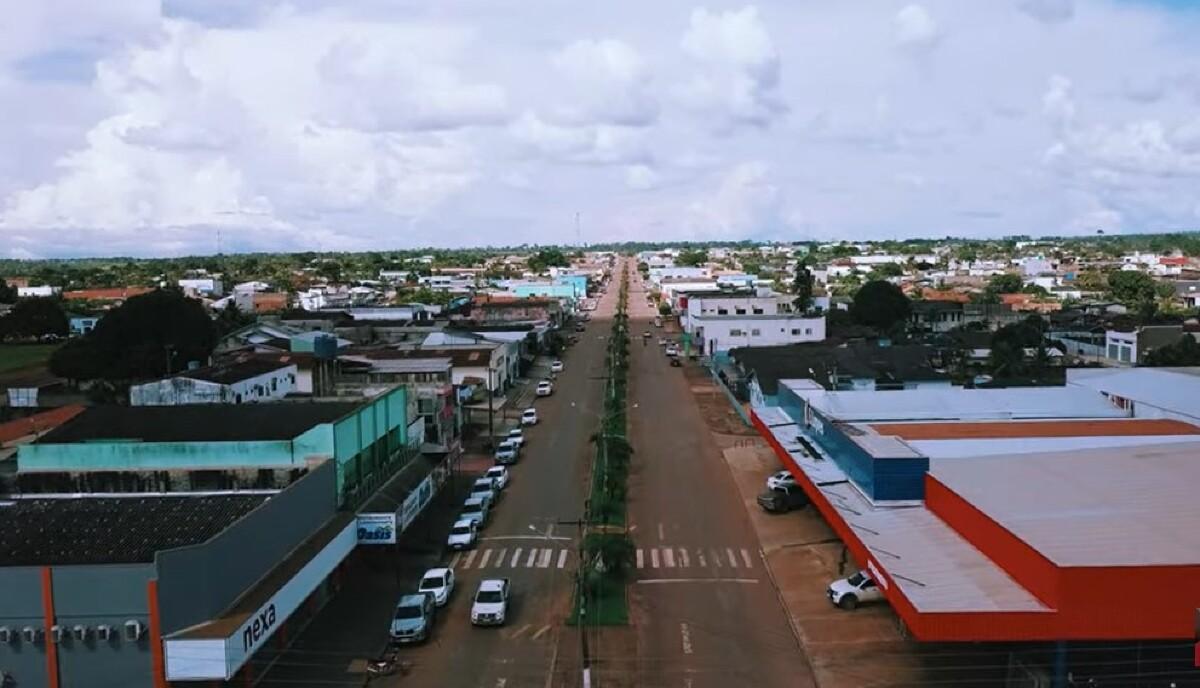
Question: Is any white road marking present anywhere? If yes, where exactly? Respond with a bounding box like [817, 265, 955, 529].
[651, 548, 660, 568]
[637, 578, 759, 585]
[636, 549, 644, 569]
[697, 550, 706, 567]
[525, 548, 538, 567]
[663, 548, 676, 568]
[463, 550, 478, 568]
[537, 548, 552, 568]
[531, 624, 552, 641]
[557, 550, 569, 569]
[449, 552, 462, 569]
[508, 624, 532, 640]
[481, 535, 572, 542]
[479, 549, 493, 568]
[494, 548, 506, 567]
[726, 548, 739, 568]
[496, 680, 508, 688]
[679, 549, 690, 568]
[511, 548, 522, 567]
[741, 548, 754, 568]
[710, 549, 723, 567]
[680, 623, 693, 655]
[657, 523, 665, 541]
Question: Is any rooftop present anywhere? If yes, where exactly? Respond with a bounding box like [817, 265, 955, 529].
[787, 384, 1127, 422]
[733, 342, 946, 394]
[869, 418, 1200, 440]
[1066, 367, 1200, 421]
[38, 403, 361, 444]
[0, 493, 270, 566]
[173, 358, 294, 385]
[930, 441, 1200, 566]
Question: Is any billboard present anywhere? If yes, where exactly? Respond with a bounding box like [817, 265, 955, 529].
[355, 513, 397, 545]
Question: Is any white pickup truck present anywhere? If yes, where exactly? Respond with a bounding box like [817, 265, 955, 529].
[471, 578, 510, 626]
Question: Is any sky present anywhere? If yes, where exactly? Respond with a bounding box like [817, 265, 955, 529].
[2, 1, 1200, 258]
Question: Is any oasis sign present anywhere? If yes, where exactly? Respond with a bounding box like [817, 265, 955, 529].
[356, 513, 397, 545]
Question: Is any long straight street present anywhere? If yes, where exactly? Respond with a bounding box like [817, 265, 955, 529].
[623, 263, 814, 688]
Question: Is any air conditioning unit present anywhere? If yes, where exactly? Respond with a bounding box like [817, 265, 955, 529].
[123, 620, 143, 641]
[72, 625, 89, 641]
[21, 626, 41, 644]
[49, 625, 63, 644]
[96, 624, 112, 641]
[0, 627, 11, 643]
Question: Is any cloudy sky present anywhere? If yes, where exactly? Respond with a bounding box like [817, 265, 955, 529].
[2, 1, 1200, 257]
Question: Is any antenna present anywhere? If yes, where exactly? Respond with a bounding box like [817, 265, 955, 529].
[575, 212, 581, 247]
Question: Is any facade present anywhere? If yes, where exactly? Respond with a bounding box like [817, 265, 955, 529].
[1103, 325, 1188, 365]
[67, 316, 99, 337]
[691, 315, 826, 355]
[16, 285, 60, 298]
[129, 360, 297, 406]
[177, 278, 223, 297]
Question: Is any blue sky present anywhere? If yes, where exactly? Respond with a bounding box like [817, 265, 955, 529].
[2, 0, 1200, 257]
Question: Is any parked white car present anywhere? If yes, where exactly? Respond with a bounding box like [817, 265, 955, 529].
[447, 519, 479, 550]
[767, 470, 797, 491]
[506, 427, 525, 447]
[418, 567, 456, 606]
[521, 408, 538, 426]
[470, 478, 499, 505]
[550, 360, 564, 373]
[485, 465, 510, 490]
[536, 380, 554, 396]
[460, 496, 490, 527]
[495, 442, 518, 465]
[470, 578, 511, 626]
[827, 570, 884, 610]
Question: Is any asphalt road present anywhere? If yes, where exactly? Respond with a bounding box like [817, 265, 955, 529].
[624, 265, 815, 688]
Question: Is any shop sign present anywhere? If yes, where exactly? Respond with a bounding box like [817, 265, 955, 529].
[356, 513, 397, 545]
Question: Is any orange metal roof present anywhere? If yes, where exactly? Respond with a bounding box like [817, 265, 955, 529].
[62, 287, 153, 300]
[870, 418, 1200, 440]
[0, 405, 85, 444]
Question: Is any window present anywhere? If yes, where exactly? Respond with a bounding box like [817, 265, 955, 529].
[271, 379, 278, 391]
[752, 308, 764, 314]
[717, 308, 728, 315]
[1107, 343, 1119, 359]
[735, 308, 746, 315]
[805, 328, 812, 335]
[750, 329, 761, 336]
[791, 328, 802, 335]
[730, 328, 743, 336]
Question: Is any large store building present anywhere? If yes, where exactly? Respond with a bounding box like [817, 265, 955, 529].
[0, 387, 447, 687]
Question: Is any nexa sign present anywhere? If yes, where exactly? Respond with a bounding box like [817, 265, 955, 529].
[242, 604, 277, 652]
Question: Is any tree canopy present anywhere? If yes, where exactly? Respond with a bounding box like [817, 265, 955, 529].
[988, 315, 1047, 378]
[986, 273, 1024, 295]
[49, 289, 217, 381]
[1143, 335, 1200, 366]
[0, 297, 68, 340]
[0, 278, 17, 304]
[852, 280, 911, 334]
[1107, 271, 1157, 307]
[791, 259, 814, 312]
[527, 249, 569, 274]
[675, 249, 709, 267]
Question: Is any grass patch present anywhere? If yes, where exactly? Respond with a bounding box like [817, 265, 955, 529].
[0, 344, 59, 374]
[567, 574, 628, 626]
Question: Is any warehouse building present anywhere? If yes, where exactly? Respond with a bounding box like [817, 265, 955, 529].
[0, 388, 436, 687]
[750, 370, 1200, 678]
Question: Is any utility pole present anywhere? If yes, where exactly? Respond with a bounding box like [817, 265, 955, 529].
[487, 367, 495, 449]
[558, 515, 592, 688]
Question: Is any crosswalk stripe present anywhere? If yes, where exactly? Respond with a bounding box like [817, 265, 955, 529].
[511, 548, 522, 567]
[479, 549, 493, 568]
[537, 548, 552, 568]
[636, 549, 644, 569]
[557, 549, 569, 569]
[679, 549, 690, 567]
[711, 549, 723, 567]
[651, 548, 660, 568]
[463, 550, 478, 568]
[741, 548, 754, 568]
[697, 549, 706, 567]
[494, 548, 506, 567]
[449, 552, 462, 569]
[663, 548, 676, 568]
[727, 548, 739, 568]
[525, 548, 538, 567]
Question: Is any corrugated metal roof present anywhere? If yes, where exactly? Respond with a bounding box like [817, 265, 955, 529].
[930, 442, 1200, 566]
[785, 383, 1127, 422]
[1066, 368, 1200, 421]
[870, 418, 1200, 440]
[911, 434, 1200, 459]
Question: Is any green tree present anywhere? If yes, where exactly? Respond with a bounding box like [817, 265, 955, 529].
[0, 278, 17, 303]
[988, 316, 1047, 378]
[1107, 271, 1157, 309]
[852, 280, 911, 335]
[0, 297, 69, 340]
[791, 259, 814, 312]
[1143, 335, 1200, 366]
[658, 302, 671, 316]
[675, 249, 708, 267]
[986, 273, 1023, 295]
[527, 249, 569, 274]
[49, 289, 216, 381]
[1073, 270, 1108, 292]
[215, 302, 255, 336]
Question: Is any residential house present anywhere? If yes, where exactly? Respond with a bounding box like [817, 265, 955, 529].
[129, 359, 298, 406]
[910, 301, 966, 334]
[1000, 293, 1062, 314]
[16, 285, 60, 298]
[335, 356, 461, 454]
[67, 314, 100, 337]
[1104, 325, 1195, 366]
[62, 287, 153, 304]
[177, 278, 223, 297]
[467, 297, 561, 325]
[1173, 281, 1200, 309]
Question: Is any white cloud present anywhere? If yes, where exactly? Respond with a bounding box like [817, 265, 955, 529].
[549, 39, 658, 127]
[1017, 0, 1074, 24]
[624, 164, 659, 190]
[510, 112, 649, 165]
[685, 161, 789, 236]
[677, 7, 785, 130]
[894, 5, 942, 52]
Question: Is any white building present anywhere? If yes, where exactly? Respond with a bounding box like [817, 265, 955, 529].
[178, 278, 224, 297]
[681, 292, 793, 333]
[693, 314, 826, 355]
[16, 285, 59, 298]
[130, 360, 298, 406]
